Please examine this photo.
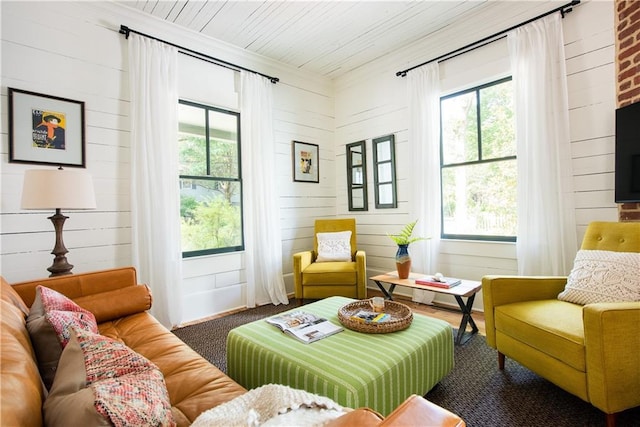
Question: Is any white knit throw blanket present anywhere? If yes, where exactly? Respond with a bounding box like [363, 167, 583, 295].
[191, 384, 351, 427]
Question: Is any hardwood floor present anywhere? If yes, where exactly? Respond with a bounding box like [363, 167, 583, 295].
[367, 289, 486, 336]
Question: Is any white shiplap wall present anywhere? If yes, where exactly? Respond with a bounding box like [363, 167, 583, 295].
[1, 1, 134, 279]
[564, 1, 618, 228]
[1, 0, 617, 322]
[0, 1, 335, 324]
[333, 0, 617, 311]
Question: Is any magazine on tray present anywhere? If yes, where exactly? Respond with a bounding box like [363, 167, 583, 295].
[265, 311, 343, 344]
[350, 310, 391, 324]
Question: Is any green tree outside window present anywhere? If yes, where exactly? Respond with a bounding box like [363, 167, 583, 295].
[440, 78, 517, 241]
[178, 101, 243, 256]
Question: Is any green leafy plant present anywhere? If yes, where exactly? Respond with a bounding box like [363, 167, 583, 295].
[387, 219, 428, 246]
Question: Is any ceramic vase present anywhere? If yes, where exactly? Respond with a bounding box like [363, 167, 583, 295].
[395, 244, 411, 279]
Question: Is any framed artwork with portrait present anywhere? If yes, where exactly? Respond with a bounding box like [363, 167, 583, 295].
[8, 88, 86, 168]
[292, 140, 319, 183]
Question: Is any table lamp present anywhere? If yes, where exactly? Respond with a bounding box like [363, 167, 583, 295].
[21, 167, 97, 277]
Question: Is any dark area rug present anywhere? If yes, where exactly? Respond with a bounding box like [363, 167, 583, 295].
[173, 302, 292, 373]
[173, 303, 640, 427]
[425, 332, 640, 427]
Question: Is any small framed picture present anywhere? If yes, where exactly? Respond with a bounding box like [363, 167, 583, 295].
[292, 140, 319, 183]
[8, 87, 86, 168]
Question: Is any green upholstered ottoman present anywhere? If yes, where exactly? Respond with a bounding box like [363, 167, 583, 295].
[226, 296, 454, 415]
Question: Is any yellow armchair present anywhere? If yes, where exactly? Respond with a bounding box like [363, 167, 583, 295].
[483, 221, 640, 427]
[293, 218, 367, 302]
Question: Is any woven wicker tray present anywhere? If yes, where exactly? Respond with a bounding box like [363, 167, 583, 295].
[338, 299, 413, 334]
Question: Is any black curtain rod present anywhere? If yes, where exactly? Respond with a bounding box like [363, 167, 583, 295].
[119, 25, 279, 84]
[396, 0, 580, 77]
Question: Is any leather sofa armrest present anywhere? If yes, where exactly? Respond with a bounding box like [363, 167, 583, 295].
[381, 395, 465, 427]
[482, 275, 567, 347]
[11, 267, 138, 307]
[583, 302, 640, 414]
[74, 284, 153, 323]
[325, 408, 384, 427]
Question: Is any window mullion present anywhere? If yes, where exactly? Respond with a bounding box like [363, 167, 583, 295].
[205, 108, 211, 176]
[476, 89, 482, 161]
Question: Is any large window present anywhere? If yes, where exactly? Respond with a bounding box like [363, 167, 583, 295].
[178, 100, 243, 257]
[440, 78, 516, 241]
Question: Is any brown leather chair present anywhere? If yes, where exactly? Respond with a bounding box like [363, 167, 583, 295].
[326, 395, 465, 427]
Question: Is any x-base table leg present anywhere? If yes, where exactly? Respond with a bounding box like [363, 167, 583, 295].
[454, 293, 478, 345]
[369, 273, 483, 346]
[374, 280, 396, 300]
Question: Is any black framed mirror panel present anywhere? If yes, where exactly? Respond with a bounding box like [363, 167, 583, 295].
[372, 134, 397, 209]
[346, 140, 368, 211]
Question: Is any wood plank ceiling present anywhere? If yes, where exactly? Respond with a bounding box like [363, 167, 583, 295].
[117, 1, 570, 80]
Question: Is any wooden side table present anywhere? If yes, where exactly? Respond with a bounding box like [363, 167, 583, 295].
[370, 272, 482, 345]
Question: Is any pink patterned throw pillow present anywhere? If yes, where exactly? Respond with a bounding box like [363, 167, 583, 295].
[26, 285, 98, 389]
[33, 285, 98, 345]
[44, 328, 175, 427]
[93, 369, 173, 426]
[81, 326, 158, 383]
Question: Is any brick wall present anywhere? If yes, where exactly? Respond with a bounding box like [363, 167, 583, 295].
[615, 0, 640, 221]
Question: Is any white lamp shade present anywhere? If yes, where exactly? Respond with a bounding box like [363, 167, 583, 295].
[21, 168, 97, 210]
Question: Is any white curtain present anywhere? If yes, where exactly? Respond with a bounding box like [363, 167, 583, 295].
[128, 34, 183, 328]
[240, 71, 289, 307]
[407, 62, 441, 304]
[508, 14, 577, 276]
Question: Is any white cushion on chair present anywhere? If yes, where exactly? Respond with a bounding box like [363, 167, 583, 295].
[558, 250, 640, 305]
[316, 231, 352, 262]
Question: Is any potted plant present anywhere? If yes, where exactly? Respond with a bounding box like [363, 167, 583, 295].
[388, 220, 428, 279]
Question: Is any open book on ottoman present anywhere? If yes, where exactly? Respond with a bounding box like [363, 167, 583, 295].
[266, 311, 343, 343]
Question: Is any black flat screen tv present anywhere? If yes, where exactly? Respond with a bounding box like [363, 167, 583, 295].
[615, 101, 640, 203]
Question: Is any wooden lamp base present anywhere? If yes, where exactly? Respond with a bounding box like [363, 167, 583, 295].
[47, 209, 74, 277]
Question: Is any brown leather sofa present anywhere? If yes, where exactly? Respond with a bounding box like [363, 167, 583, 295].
[1, 267, 464, 426]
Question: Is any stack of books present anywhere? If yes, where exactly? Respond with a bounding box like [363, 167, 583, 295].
[414, 276, 462, 289]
